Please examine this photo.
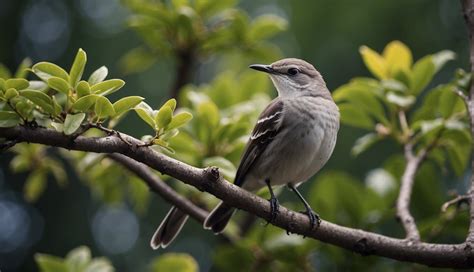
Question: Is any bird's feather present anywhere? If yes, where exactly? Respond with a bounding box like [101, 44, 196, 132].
[234, 98, 285, 187]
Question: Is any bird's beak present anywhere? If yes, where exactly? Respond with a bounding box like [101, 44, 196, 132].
[249, 64, 274, 74]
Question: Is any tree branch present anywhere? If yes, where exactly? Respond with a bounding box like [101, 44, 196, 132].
[461, 0, 474, 244]
[107, 153, 208, 223]
[2, 126, 474, 268]
[396, 143, 422, 241]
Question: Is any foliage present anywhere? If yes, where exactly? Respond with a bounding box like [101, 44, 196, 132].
[120, 0, 286, 74]
[1, 0, 471, 270]
[333, 41, 470, 176]
[35, 246, 199, 272]
[150, 253, 198, 272]
[35, 246, 114, 272]
[1, 49, 192, 207]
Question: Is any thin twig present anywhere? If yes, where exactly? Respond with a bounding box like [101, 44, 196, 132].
[396, 142, 422, 241]
[441, 194, 471, 212]
[453, 87, 469, 103]
[2, 126, 474, 268]
[89, 123, 133, 146]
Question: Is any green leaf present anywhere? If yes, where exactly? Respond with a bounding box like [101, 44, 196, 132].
[112, 96, 144, 117]
[91, 79, 125, 96]
[0, 111, 21, 127]
[84, 258, 114, 272]
[6, 78, 29, 90]
[166, 112, 193, 130]
[134, 102, 156, 129]
[153, 138, 175, 154]
[443, 129, 471, 176]
[151, 253, 198, 272]
[51, 122, 63, 132]
[382, 40, 412, 75]
[160, 128, 179, 141]
[72, 94, 99, 112]
[69, 48, 87, 87]
[76, 80, 91, 97]
[32, 62, 69, 82]
[29, 80, 48, 91]
[386, 92, 415, 108]
[14, 100, 33, 118]
[94, 96, 115, 119]
[65, 246, 91, 272]
[88, 66, 108, 85]
[351, 133, 380, 156]
[333, 83, 387, 124]
[64, 113, 86, 135]
[163, 98, 177, 111]
[47, 77, 71, 94]
[439, 87, 464, 118]
[24, 170, 47, 202]
[52, 96, 63, 116]
[5, 88, 19, 100]
[195, 0, 236, 18]
[155, 106, 173, 129]
[432, 50, 455, 72]
[359, 45, 387, 79]
[338, 104, 374, 129]
[410, 55, 435, 95]
[167, 112, 193, 130]
[35, 253, 68, 272]
[197, 101, 219, 128]
[249, 15, 287, 40]
[20, 89, 55, 114]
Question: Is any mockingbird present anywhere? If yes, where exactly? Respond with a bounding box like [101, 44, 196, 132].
[204, 58, 340, 233]
[151, 58, 339, 249]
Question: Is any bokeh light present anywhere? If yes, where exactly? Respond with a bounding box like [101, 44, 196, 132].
[91, 205, 139, 255]
[19, 0, 71, 61]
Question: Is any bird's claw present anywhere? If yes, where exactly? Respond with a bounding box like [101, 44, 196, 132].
[300, 208, 321, 230]
[265, 196, 279, 226]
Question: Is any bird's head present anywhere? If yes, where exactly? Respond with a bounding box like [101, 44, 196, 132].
[249, 58, 330, 99]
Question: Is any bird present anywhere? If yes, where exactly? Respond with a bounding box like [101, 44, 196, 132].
[203, 58, 340, 234]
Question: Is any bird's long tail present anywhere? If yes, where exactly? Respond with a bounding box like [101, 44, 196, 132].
[150, 206, 189, 249]
[203, 202, 236, 234]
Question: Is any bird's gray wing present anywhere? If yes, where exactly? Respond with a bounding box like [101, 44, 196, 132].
[234, 98, 285, 187]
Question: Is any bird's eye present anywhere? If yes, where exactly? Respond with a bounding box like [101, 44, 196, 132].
[287, 68, 299, 76]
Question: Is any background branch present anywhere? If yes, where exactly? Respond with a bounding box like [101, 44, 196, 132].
[396, 143, 422, 241]
[107, 153, 208, 223]
[461, 0, 474, 244]
[2, 126, 474, 268]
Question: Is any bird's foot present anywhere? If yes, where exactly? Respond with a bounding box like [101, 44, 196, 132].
[265, 196, 279, 226]
[300, 208, 321, 230]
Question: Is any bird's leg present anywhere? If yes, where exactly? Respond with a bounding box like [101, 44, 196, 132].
[287, 183, 321, 230]
[265, 178, 279, 225]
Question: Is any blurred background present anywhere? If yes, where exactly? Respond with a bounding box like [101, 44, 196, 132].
[0, 0, 470, 271]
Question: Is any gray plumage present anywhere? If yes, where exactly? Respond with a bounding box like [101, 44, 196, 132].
[204, 58, 340, 233]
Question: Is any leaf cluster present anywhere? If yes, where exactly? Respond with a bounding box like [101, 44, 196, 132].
[120, 0, 287, 73]
[334, 41, 470, 175]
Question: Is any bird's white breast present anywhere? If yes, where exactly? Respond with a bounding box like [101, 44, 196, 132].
[244, 96, 339, 191]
